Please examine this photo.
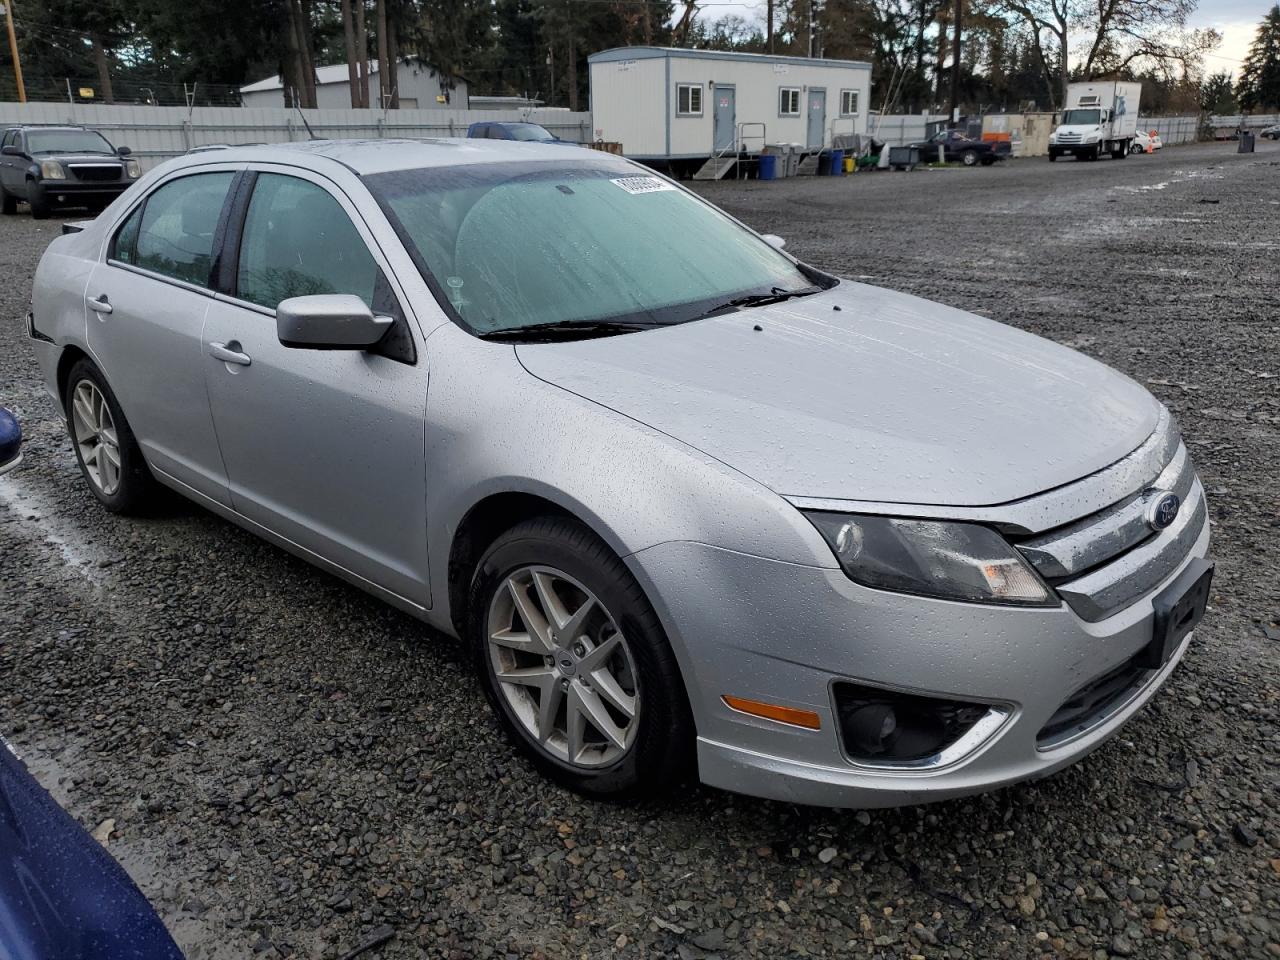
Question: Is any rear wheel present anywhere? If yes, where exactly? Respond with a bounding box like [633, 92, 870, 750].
[27, 182, 51, 219]
[64, 359, 162, 514]
[468, 516, 694, 800]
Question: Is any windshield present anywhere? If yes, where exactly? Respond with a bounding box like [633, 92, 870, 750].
[1061, 109, 1101, 125]
[366, 159, 816, 336]
[506, 123, 556, 142]
[25, 129, 115, 155]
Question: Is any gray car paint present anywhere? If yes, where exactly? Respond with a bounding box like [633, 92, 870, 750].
[516, 283, 1160, 505]
[28, 139, 1210, 808]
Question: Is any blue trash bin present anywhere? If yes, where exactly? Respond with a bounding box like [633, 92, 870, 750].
[759, 154, 778, 180]
[829, 149, 844, 175]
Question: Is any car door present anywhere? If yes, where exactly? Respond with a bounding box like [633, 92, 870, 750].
[201, 167, 431, 607]
[85, 168, 239, 506]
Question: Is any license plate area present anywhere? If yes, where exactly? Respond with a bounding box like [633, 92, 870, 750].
[1137, 558, 1213, 670]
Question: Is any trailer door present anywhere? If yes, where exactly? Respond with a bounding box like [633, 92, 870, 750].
[714, 85, 736, 152]
[807, 88, 826, 149]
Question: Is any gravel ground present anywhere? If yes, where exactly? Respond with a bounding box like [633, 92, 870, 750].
[1, 140, 1278, 960]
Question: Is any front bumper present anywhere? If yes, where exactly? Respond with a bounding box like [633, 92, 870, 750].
[625, 512, 1210, 808]
[31, 180, 130, 206]
[1049, 142, 1101, 156]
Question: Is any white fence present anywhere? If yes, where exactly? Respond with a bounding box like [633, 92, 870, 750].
[1138, 115, 1198, 145]
[868, 114, 949, 147]
[0, 102, 592, 169]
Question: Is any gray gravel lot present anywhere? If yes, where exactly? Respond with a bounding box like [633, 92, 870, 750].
[1, 140, 1278, 959]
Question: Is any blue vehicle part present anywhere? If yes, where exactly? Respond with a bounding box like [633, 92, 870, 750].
[0, 738, 184, 960]
[0, 407, 20, 475]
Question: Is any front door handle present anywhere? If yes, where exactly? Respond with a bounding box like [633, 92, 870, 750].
[88, 294, 113, 314]
[209, 341, 252, 367]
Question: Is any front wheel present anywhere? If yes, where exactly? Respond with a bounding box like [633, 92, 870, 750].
[961, 149, 979, 167]
[27, 182, 51, 219]
[468, 516, 694, 800]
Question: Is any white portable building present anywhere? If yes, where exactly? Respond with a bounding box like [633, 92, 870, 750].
[587, 47, 872, 172]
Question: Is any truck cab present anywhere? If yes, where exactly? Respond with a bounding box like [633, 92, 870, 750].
[1049, 82, 1141, 162]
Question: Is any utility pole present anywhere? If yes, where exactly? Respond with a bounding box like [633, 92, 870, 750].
[2, 0, 25, 103]
[808, 0, 814, 58]
[766, 0, 774, 54]
[948, 0, 962, 123]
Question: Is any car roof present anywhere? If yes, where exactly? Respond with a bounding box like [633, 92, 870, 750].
[165, 138, 591, 176]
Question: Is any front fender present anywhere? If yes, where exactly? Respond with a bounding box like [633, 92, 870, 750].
[422, 324, 836, 631]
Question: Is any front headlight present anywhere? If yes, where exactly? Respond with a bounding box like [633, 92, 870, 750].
[805, 512, 1055, 606]
[125, 159, 141, 178]
[39, 159, 66, 180]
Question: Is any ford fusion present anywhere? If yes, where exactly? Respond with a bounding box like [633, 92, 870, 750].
[28, 140, 1212, 806]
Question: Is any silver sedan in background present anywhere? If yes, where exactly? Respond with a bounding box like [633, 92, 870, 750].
[28, 140, 1212, 807]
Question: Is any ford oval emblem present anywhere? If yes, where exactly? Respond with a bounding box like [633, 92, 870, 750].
[1146, 492, 1181, 531]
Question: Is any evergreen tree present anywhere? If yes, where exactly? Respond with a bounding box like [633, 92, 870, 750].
[1237, 4, 1280, 112]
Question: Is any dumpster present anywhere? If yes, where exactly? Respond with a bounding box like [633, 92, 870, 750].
[888, 145, 921, 171]
[829, 149, 844, 175]
[759, 154, 778, 180]
[1239, 130, 1255, 153]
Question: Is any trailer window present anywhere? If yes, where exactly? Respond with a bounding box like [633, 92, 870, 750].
[840, 90, 859, 116]
[779, 87, 801, 116]
[676, 84, 703, 117]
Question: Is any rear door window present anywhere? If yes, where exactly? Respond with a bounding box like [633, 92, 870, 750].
[132, 172, 235, 286]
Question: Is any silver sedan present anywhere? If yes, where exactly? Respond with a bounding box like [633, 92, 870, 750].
[28, 140, 1212, 806]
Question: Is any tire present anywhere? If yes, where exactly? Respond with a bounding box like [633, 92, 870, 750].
[27, 182, 51, 219]
[1048, 152, 1057, 162]
[1131, 143, 1144, 155]
[961, 149, 979, 167]
[64, 359, 163, 514]
[0, 185, 15, 215]
[468, 515, 694, 800]
[980, 156, 995, 166]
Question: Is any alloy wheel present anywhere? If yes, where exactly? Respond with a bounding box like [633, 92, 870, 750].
[71, 379, 122, 495]
[486, 565, 640, 768]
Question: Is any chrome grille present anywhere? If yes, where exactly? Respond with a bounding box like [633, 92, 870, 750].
[1016, 443, 1206, 622]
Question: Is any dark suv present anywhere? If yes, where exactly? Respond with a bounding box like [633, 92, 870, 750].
[0, 125, 140, 219]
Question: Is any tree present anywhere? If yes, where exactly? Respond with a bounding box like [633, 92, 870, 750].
[998, 0, 1218, 108]
[1200, 70, 1236, 115]
[1237, 4, 1280, 112]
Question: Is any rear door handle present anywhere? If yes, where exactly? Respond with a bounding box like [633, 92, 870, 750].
[209, 341, 252, 367]
[88, 294, 112, 314]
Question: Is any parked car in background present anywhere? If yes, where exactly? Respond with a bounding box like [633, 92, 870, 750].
[466, 121, 575, 144]
[29, 139, 1212, 808]
[1260, 124, 1280, 141]
[0, 125, 140, 219]
[0, 406, 20, 474]
[1131, 130, 1163, 154]
[907, 129, 1003, 166]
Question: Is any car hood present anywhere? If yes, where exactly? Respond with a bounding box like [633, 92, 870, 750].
[515, 282, 1161, 507]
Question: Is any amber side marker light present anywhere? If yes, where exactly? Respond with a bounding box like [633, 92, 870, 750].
[722, 695, 822, 730]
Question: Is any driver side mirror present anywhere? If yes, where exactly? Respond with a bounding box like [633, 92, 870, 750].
[276, 294, 393, 350]
[1, 145, 22, 157]
[762, 234, 787, 250]
[116, 145, 132, 157]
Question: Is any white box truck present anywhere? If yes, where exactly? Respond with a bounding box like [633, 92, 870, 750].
[1048, 81, 1142, 161]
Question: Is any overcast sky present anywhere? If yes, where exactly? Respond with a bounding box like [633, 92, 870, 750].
[694, 0, 1273, 77]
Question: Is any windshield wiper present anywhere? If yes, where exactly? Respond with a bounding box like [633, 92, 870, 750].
[477, 318, 664, 342]
[691, 285, 823, 321]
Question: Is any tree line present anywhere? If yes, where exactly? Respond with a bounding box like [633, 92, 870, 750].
[4, 0, 1279, 114]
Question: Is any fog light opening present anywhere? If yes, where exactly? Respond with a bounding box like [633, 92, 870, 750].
[835, 683, 997, 765]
